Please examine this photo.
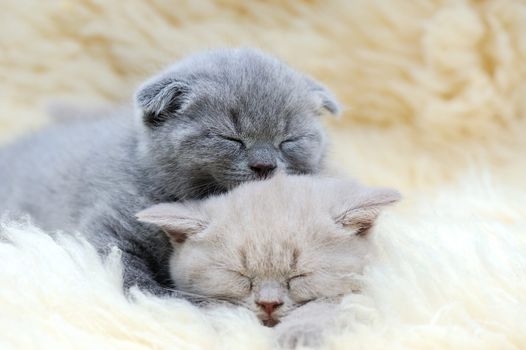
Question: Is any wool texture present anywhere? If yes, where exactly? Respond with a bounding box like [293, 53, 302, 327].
[0, 0, 525, 349]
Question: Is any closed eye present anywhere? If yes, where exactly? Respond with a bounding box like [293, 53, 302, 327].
[280, 137, 302, 146]
[286, 273, 310, 289]
[280, 134, 314, 150]
[228, 270, 253, 290]
[219, 135, 245, 147]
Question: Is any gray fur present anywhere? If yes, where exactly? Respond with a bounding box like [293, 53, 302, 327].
[0, 48, 339, 296]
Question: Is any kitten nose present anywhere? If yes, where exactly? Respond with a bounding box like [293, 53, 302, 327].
[249, 161, 276, 176]
[256, 300, 283, 315]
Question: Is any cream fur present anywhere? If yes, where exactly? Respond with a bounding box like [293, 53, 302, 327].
[136, 175, 399, 330]
[1, 0, 525, 349]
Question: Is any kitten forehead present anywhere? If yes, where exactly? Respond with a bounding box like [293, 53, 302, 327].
[202, 174, 398, 240]
[164, 48, 308, 91]
[238, 238, 305, 275]
[144, 48, 333, 126]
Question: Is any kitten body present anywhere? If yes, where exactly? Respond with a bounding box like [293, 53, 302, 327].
[0, 48, 339, 295]
[137, 174, 400, 339]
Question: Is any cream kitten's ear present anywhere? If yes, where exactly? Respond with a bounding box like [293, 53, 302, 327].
[333, 187, 401, 236]
[136, 203, 207, 243]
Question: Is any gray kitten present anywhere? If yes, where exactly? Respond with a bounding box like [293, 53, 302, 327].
[137, 174, 400, 345]
[0, 48, 339, 295]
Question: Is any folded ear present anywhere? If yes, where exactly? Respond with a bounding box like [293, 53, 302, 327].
[135, 202, 207, 244]
[333, 186, 401, 236]
[135, 77, 191, 128]
[307, 78, 341, 116]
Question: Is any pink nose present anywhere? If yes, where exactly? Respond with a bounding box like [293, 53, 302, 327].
[249, 161, 276, 176]
[256, 301, 283, 315]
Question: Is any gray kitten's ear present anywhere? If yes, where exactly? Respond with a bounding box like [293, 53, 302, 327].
[135, 77, 191, 128]
[307, 78, 341, 116]
[135, 203, 207, 244]
[333, 187, 400, 236]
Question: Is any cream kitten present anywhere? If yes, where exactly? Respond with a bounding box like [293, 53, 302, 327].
[136, 174, 399, 344]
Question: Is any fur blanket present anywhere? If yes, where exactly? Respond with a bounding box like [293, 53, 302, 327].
[1, 0, 525, 349]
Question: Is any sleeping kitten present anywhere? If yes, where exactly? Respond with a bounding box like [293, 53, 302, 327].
[137, 174, 400, 345]
[0, 48, 339, 295]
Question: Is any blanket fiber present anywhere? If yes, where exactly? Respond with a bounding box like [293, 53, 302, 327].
[1, 0, 525, 349]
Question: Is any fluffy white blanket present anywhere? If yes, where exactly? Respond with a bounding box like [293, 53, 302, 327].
[1, 176, 525, 349]
[1, 0, 525, 349]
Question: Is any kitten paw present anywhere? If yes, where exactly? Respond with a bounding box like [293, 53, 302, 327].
[275, 323, 325, 349]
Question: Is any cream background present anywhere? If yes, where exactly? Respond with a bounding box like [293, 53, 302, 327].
[0, 0, 525, 349]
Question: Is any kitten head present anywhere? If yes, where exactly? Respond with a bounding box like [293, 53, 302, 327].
[135, 48, 340, 199]
[137, 175, 400, 326]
